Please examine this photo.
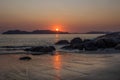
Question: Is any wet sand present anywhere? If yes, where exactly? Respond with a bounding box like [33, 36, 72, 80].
[0, 52, 120, 80]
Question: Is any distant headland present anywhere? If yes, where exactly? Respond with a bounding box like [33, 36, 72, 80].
[2, 30, 118, 34]
[2, 30, 69, 34]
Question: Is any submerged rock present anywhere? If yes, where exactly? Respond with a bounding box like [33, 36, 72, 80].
[55, 40, 69, 45]
[24, 46, 56, 52]
[19, 56, 31, 61]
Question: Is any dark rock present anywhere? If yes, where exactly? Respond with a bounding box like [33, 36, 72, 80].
[95, 32, 120, 48]
[61, 44, 83, 50]
[95, 38, 117, 48]
[49, 46, 56, 50]
[55, 40, 69, 45]
[71, 44, 83, 50]
[19, 56, 31, 61]
[83, 39, 92, 43]
[61, 45, 73, 50]
[24, 46, 56, 52]
[95, 32, 120, 40]
[95, 39, 106, 48]
[115, 44, 120, 50]
[83, 41, 98, 51]
[70, 37, 82, 45]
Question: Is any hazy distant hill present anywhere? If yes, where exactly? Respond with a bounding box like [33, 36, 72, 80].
[2, 30, 69, 34]
[85, 31, 111, 34]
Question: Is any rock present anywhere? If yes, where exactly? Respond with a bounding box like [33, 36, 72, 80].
[95, 39, 106, 48]
[71, 44, 83, 50]
[95, 38, 117, 48]
[70, 37, 82, 45]
[83, 41, 98, 51]
[61, 44, 83, 50]
[49, 46, 56, 51]
[55, 40, 69, 45]
[115, 44, 120, 50]
[19, 56, 31, 61]
[96, 32, 120, 40]
[61, 45, 73, 50]
[83, 39, 92, 43]
[24, 46, 56, 52]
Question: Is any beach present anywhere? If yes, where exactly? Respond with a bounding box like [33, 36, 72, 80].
[1, 0, 120, 79]
[0, 52, 120, 80]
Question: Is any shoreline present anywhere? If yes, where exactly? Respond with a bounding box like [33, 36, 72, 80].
[0, 49, 120, 55]
[0, 52, 120, 80]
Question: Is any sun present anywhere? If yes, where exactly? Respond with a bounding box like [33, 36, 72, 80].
[56, 28, 59, 31]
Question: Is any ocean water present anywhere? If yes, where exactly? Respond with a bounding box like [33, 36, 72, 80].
[0, 34, 120, 80]
[0, 34, 104, 54]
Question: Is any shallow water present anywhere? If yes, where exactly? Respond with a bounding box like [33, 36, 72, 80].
[0, 53, 120, 80]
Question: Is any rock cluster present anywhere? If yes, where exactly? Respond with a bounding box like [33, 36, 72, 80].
[55, 32, 120, 51]
[24, 46, 56, 55]
[55, 40, 69, 45]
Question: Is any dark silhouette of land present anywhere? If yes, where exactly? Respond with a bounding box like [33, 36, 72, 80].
[2, 30, 117, 34]
[2, 30, 69, 34]
[85, 31, 111, 34]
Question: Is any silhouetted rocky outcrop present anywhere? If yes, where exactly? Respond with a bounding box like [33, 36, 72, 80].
[55, 40, 70, 45]
[60, 32, 120, 51]
[24, 46, 56, 53]
[115, 44, 120, 50]
[70, 37, 82, 45]
[2, 30, 69, 34]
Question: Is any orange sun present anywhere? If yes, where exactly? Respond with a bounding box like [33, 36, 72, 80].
[56, 28, 59, 31]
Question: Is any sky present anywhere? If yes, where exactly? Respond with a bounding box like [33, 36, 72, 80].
[0, 0, 120, 33]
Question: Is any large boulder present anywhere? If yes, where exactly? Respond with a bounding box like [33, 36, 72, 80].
[115, 44, 120, 50]
[70, 37, 82, 45]
[83, 41, 98, 51]
[71, 44, 83, 50]
[95, 38, 117, 48]
[61, 44, 83, 50]
[55, 40, 69, 45]
[95, 32, 120, 44]
[95, 39, 106, 48]
[61, 45, 73, 50]
[83, 39, 92, 43]
[24, 46, 56, 52]
[96, 32, 120, 40]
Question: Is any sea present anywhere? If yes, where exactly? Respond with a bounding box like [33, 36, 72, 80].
[0, 34, 104, 54]
[0, 34, 120, 80]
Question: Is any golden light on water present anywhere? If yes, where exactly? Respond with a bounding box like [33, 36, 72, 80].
[53, 53, 61, 70]
[53, 52, 62, 80]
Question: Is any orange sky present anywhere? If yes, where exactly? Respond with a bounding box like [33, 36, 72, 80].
[0, 0, 120, 33]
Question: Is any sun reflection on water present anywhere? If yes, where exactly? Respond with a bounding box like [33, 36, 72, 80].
[53, 52, 62, 80]
[55, 34, 59, 42]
